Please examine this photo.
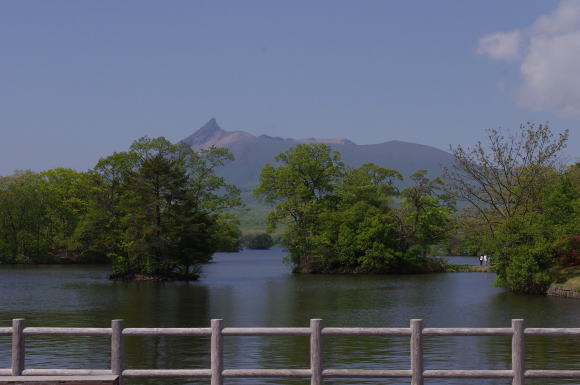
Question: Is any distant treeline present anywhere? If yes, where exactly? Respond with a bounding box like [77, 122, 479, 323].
[0, 137, 242, 279]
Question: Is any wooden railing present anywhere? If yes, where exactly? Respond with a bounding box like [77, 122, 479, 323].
[1, 318, 580, 384]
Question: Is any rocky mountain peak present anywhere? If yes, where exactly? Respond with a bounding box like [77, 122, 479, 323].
[182, 118, 229, 150]
[196, 118, 222, 135]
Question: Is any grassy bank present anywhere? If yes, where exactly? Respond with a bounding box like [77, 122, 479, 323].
[445, 264, 493, 272]
[556, 265, 580, 288]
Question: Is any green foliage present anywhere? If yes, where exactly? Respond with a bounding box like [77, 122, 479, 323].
[243, 233, 274, 249]
[254, 145, 454, 273]
[446, 124, 578, 294]
[0, 137, 242, 280]
[254, 144, 345, 263]
[213, 215, 243, 252]
[490, 213, 557, 294]
[94, 137, 242, 278]
[0, 169, 92, 263]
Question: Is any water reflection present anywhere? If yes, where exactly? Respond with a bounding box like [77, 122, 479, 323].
[0, 250, 579, 385]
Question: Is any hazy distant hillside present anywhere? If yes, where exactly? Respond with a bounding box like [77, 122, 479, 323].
[182, 118, 454, 191]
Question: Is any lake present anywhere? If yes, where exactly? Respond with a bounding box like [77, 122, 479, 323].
[1, 249, 579, 384]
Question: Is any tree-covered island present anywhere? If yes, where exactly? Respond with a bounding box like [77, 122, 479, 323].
[254, 143, 455, 274]
[0, 137, 242, 280]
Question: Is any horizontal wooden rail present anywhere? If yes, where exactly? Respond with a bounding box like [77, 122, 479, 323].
[423, 327, 513, 336]
[223, 327, 310, 336]
[322, 369, 411, 378]
[122, 369, 211, 378]
[525, 370, 580, 378]
[525, 328, 580, 336]
[123, 327, 210, 336]
[322, 327, 410, 336]
[224, 369, 311, 378]
[24, 328, 112, 336]
[22, 370, 112, 376]
[424, 369, 513, 378]
[2, 318, 579, 385]
[0, 375, 120, 384]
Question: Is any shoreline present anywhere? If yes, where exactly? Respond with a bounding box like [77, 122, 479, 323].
[547, 283, 580, 299]
[444, 264, 493, 272]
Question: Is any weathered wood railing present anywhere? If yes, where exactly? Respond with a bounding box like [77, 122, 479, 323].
[1, 318, 580, 384]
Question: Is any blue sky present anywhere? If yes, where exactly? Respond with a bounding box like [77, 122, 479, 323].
[0, 0, 578, 175]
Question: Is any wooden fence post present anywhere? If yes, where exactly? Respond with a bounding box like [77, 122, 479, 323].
[11, 319, 25, 376]
[411, 319, 424, 385]
[310, 319, 323, 385]
[512, 319, 525, 385]
[111, 319, 124, 384]
[211, 319, 224, 385]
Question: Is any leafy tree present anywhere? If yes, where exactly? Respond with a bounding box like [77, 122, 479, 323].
[337, 163, 401, 207]
[69, 152, 136, 262]
[315, 164, 402, 270]
[105, 137, 242, 278]
[444, 123, 568, 234]
[392, 170, 455, 256]
[0, 171, 49, 262]
[319, 168, 452, 272]
[445, 123, 575, 293]
[254, 144, 344, 264]
[40, 168, 92, 260]
[212, 214, 243, 252]
[0, 169, 93, 263]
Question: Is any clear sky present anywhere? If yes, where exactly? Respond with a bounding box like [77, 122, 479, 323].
[1, 0, 578, 175]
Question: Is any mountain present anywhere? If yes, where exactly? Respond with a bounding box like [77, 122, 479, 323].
[182, 119, 454, 191]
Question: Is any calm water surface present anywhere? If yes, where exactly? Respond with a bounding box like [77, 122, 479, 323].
[1, 250, 579, 385]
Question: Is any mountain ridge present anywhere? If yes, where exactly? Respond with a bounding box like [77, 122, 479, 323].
[183, 118, 358, 149]
[182, 119, 454, 190]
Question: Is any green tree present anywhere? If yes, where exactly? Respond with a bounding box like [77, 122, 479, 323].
[109, 137, 242, 278]
[0, 169, 94, 263]
[321, 168, 452, 272]
[40, 168, 92, 260]
[315, 164, 402, 270]
[444, 123, 568, 234]
[254, 144, 344, 264]
[0, 171, 49, 262]
[69, 152, 136, 262]
[445, 123, 575, 293]
[210, 214, 243, 252]
[392, 170, 455, 256]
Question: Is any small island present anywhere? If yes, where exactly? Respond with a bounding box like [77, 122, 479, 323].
[0, 136, 243, 282]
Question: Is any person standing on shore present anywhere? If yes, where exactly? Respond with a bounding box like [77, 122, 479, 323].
[479, 255, 483, 266]
[483, 255, 488, 265]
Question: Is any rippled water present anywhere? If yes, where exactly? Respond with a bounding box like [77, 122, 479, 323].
[1, 250, 579, 384]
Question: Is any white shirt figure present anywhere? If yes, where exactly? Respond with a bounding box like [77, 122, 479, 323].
[483, 255, 487, 265]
